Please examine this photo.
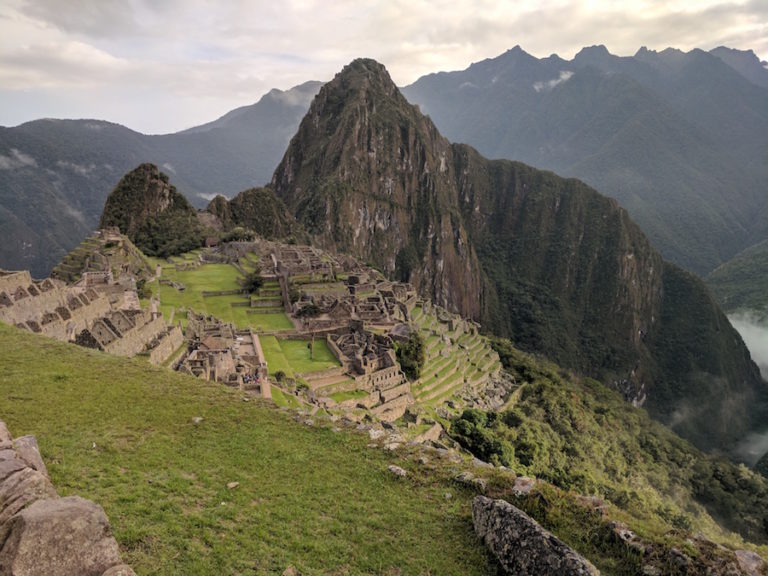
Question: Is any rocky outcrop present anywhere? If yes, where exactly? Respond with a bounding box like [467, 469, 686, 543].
[0, 420, 135, 576]
[472, 495, 599, 575]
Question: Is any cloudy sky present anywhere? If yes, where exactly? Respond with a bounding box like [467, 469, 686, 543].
[1, 0, 766, 134]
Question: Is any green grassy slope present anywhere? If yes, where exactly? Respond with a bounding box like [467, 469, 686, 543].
[0, 324, 494, 575]
[459, 339, 768, 548]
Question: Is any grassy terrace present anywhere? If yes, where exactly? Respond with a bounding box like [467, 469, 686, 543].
[147, 256, 293, 332]
[259, 336, 340, 378]
[0, 324, 496, 575]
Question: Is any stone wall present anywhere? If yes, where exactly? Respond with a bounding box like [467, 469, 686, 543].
[0, 420, 135, 576]
[0, 271, 32, 294]
[0, 270, 112, 342]
[148, 326, 184, 365]
[104, 313, 166, 357]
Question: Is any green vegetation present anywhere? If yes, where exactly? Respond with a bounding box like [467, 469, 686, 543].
[259, 336, 339, 378]
[100, 164, 203, 258]
[456, 339, 768, 545]
[206, 187, 301, 242]
[243, 269, 264, 294]
[329, 389, 369, 403]
[0, 324, 497, 575]
[2, 324, 765, 574]
[396, 331, 425, 380]
[146, 257, 293, 332]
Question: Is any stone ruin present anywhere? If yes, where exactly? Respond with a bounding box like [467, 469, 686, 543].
[324, 323, 413, 422]
[0, 419, 135, 575]
[0, 269, 111, 341]
[75, 308, 183, 365]
[177, 311, 270, 397]
[0, 268, 182, 366]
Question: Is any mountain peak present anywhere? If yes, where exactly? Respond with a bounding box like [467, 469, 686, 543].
[573, 44, 615, 67]
[576, 44, 610, 57]
[99, 163, 203, 257]
[710, 46, 768, 88]
[333, 58, 398, 93]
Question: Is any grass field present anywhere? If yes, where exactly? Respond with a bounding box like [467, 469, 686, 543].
[259, 336, 340, 378]
[146, 256, 294, 333]
[0, 324, 496, 575]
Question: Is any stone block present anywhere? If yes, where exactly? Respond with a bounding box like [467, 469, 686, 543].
[472, 496, 599, 576]
[0, 496, 123, 576]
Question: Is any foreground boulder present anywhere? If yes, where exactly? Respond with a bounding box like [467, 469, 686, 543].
[0, 496, 124, 576]
[472, 495, 599, 575]
[0, 419, 135, 576]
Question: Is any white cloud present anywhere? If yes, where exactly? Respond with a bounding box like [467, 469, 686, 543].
[0, 148, 37, 170]
[730, 312, 768, 380]
[0, 0, 766, 133]
[56, 160, 95, 176]
[533, 70, 574, 92]
[197, 192, 224, 201]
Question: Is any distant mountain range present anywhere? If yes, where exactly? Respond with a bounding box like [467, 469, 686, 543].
[0, 81, 321, 277]
[707, 239, 768, 317]
[2, 45, 767, 283]
[402, 45, 768, 277]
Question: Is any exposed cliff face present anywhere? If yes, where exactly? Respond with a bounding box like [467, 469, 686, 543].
[269, 58, 766, 452]
[453, 146, 663, 381]
[99, 163, 202, 257]
[272, 59, 486, 319]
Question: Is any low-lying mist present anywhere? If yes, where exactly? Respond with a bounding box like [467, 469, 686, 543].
[730, 312, 768, 466]
[729, 312, 768, 380]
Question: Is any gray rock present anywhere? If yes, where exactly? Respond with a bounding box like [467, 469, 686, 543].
[736, 550, 765, 576]
[226, 481, 239, 490]
[511, 476, 536, 496]
[472, 496, 599, 576]
[102, 564, 138, 576]
[0, 421, 10, 443]
[13, 435, 48, 478]
[387, 465, 407, 478]
[282, 566, 299, 576]
[472, 477, 488, 492]
[0, 449, 16, 462]
[191, 416, 204, 424]
[453, 471, 475, 486]
[368, 428, 385, 440]
[384, 442, 401, 451]
[0, 496, 123, 576]
[0, 461, 58, 533]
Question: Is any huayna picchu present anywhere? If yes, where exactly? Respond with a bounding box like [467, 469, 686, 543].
[269, 58, 766, 453]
